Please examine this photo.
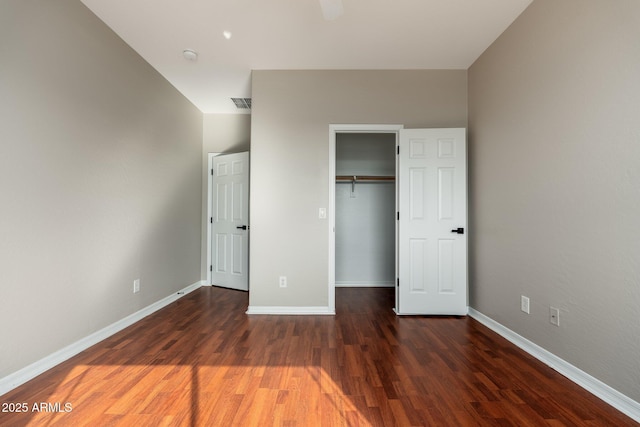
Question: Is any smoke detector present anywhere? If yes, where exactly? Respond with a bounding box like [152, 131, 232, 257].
[182, 49, 198, 61]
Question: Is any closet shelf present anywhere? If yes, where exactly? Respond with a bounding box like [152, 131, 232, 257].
[336, 175, 395, 182]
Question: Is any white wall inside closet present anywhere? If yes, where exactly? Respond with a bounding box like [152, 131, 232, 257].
[335, 133, 396, 287]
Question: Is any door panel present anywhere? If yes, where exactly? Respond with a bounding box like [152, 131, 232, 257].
[438, 239, 455, 293]
[398, 129, 467, 315]
[215, 234, 227, 273]
[409, 168, 426, 219]
[232, 234, 243, 274]
[438, 168, 455, 220]
[409, 238, 428, 292]
[211, 152, 249, 291]
[232, 182, 244, 221]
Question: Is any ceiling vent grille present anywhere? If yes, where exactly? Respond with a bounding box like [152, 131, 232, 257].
[231, 98, 251, 109]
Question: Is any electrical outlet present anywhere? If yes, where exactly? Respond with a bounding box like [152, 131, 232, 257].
[521, 296, 530, 314]
[133, 279, 140, 294]
[279, 276, 287, 288]
[549, 306, 560, 326]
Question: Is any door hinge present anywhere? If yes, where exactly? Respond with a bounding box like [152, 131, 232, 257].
[397, 146, 400, 155]
[397, 212, 399, 220]
[211, 168, 214, 176]
[210, 217, 213, 224]
[210, 265, 213, 272]
[397, 278, 399, 287]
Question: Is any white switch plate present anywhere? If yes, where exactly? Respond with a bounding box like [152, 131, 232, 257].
[279, 276, 287, 288]
[318, 208, 327, 219]
[521, 295, 530, 314]
[133, 279, 140, 293]
[550, 306, 560, 326]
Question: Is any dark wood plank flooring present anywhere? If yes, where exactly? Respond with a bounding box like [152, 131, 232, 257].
[0, 287, 636, 426]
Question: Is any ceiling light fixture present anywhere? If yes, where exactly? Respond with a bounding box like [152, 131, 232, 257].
[182, 49, 198, 61]
[223, 31, 232, 40]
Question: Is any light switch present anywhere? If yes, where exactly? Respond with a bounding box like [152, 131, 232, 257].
[318, 208, 327, 219]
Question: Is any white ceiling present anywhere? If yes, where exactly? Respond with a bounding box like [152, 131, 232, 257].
[81, 0, 532, 114]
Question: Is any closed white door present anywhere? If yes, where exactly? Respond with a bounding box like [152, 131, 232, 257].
[211, 152, 249, 291]
[397, 129, 467, 315]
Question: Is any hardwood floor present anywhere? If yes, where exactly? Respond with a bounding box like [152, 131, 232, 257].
[1, 287, 636, 426]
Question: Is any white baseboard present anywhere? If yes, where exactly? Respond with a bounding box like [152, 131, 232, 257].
[335, 282, 394, 288]
[246, 306, 335, 315]
[468, 308, 640, 423]
[0, 280, 205, 397]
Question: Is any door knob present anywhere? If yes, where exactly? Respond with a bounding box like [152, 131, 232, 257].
[236, 225, 248, 230]
[451, 227, 464, 234]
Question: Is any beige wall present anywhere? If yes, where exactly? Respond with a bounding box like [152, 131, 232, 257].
[250, 70, 467, 308]
[469, 0, 640, 401]
[0, 0, 202, 378]
[200, 114, 251, 278]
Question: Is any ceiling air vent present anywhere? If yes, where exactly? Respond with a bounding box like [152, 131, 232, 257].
[231, 98, 251, 110]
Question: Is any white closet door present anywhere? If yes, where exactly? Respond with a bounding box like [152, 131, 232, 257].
[397, 128, 467, 315]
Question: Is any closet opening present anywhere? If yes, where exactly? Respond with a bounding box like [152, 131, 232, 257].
[334, 132, 397, 311]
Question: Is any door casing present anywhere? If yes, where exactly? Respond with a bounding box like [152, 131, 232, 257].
[206, 152, 222, 286]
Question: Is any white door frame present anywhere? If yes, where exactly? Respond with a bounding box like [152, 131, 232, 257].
[328, 124, 404, 314]
[206, 153, 222, 285]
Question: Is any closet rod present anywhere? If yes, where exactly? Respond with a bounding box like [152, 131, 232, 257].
[335, 175, 395, 182]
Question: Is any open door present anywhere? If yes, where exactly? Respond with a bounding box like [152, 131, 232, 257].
[211, 152, 249, 291]
[397, 129, 467, 315]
